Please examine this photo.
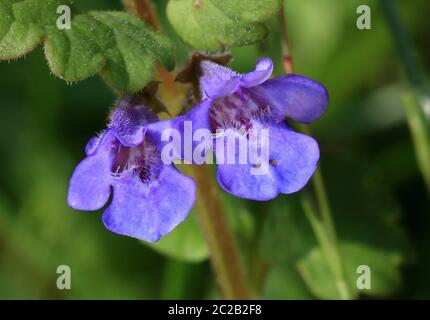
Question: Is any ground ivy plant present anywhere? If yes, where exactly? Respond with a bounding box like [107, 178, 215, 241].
[0, 0, 412, 300]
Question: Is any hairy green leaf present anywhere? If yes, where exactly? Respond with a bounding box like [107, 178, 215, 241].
[167, 0, 281, 51]
[0, 0, 175, 92]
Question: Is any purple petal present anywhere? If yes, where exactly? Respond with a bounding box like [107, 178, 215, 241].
[145, 117, 176, 152]
[200, 60, 241, 99]
[201, 60, 238, 82]
[268, 123, 320, 194]
[241, 58, 274, 88]
[102, 165, 196, 242]
[180, 100, 212, 163]
[68, 130, 117, 210]
[148, 100, 212, 164]
[215, 122, 319, 200]
[201, 76, 241, 99]
[180, 99, 211, 132]
[252, 74, 329, 123]
[85, 133, 103, 156]
[109, 96, 158, 147]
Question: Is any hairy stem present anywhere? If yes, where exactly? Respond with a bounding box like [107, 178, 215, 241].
[124, 0, 253, 299]
[122, 0, 159, 30]
[123, 0, 181, 104]
[278, 5, 293, 74]
[279, 2, 351, 299]
[186, 166, 253, 299]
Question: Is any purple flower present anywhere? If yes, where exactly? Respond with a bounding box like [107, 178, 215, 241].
[67, 97, 196, 242]
[183, 58, 329, 201]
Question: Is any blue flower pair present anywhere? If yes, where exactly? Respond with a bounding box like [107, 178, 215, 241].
[68, 58, 329, 242]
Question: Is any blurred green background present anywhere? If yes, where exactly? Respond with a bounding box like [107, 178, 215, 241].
[0, 0, 429, 299]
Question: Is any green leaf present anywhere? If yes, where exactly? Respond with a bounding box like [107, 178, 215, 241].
[0, 0, 175, 93]
[264, 263, 315, 299]
[296, 242, 406, 299]
[0, 0, 58, 60]
[167, 0, 281, 51]
[145, 210, 209, 263]
[260, 156, 412, 299]
[209, 0, 282, 23]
